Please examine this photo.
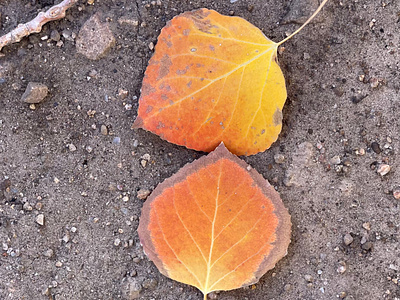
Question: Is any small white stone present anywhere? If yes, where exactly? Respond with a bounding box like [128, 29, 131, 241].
[36, 214, 45, 226]
[377, 164, 390, 176]
[114, 238, 121, 246]
[274, 154, 285, 164]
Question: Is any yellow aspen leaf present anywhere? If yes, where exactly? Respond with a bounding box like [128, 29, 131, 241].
[133, 1, 327, 155]
[138, 143, 291, 298]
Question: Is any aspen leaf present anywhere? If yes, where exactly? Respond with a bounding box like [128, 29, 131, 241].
[138, 143, 291, 298]
[133, 8, 286, 155]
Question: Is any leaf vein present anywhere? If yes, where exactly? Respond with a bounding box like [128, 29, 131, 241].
[210, 211, 267, 271]
[153, 205, 204, 289]
[172, 188, 208, 264]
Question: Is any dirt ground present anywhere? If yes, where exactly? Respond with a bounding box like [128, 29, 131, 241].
[1, 0, 400, 299]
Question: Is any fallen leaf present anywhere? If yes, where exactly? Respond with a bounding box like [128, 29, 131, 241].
[138, 143, 291, 298]
[133, 8, 286, 156]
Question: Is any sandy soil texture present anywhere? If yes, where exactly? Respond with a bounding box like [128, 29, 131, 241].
[1, 0, 400, 299]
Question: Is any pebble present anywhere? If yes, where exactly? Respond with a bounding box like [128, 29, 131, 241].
[101, 125, 108, 135]
[137, 189, 151, 200]
[274, 154, 285, 164]
[21, 82, 48, 104]
[55, 261, 63, 267]
[36, 214, 45, 226]
[360, 236, 367, 244]
[50, 30, 61, 42]
[377, 164, 390, 176]
[337, 261, 347, 274]
[43, 249, 54, 258]
[393, 190, 400, 200]
[114, 238, 121, 246]
[68, 143, 77, 152]
[23, 202, 33, 211]
[122, 196, 129, 202]
[304, 274, 313, 282]
[343, 233, 354, 245]
[355, 148, 365, 156]
[148, 42, 154, 50]
[330, 155, 341, 165]
[86, 145, 93, 153]
[76, 13, 116, 60]
[371, 142, 382, 154]
[142, 278, 158, 289]
[339, 291, 347, 299]
[122, 277, 142, 300]
[362, 241, 373, 251]
[118, 88, 129, 100]
[362, 222, 371, 231]
[71, 226, 77, 233]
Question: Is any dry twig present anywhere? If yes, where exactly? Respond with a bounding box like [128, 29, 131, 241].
[0, 0, 78, 53]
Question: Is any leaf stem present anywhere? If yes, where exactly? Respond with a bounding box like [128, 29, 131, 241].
[204, 293, 207, 300]
[277, 0, 329, 46]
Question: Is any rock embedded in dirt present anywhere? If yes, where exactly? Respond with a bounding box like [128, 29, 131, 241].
[100, 125, 108, 135]
[36, 214, 45, 226]
[76, 13, 116, 60]
[377, 164, 390, 176]
[362, 241, 373, 251]
[122, 277, 142, 300]
[274, 153, 285, 164]
[137, 189, 151, 200]
[21, 82, 48, 103]
[50, 30, 61, 42]
[343, 233, 354, 246]
[43, 249, 54, 258]
[142, 278, 158, 289]
[371, 142, 381, 154]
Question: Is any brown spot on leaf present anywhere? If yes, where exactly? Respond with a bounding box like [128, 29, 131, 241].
[176, 66, 190, 75]
[272, 108, 282, 126]
[185, 9, 216, 34]
[141, 82, 156, 97]
[146, 105, 154, 114]
[161, 37, 172, 48]
[183, 29, 191, 36]
[157, 54, 172, 81]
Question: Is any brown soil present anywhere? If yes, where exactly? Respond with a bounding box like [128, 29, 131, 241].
[1, 0, 400, 299]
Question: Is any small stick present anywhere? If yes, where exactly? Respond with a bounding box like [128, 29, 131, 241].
[0, 0, 78, 53]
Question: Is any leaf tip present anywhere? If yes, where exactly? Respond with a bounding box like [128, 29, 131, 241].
[131, 117, 144, 129]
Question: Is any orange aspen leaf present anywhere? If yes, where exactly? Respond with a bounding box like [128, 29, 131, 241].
[138, 143, 291, 299]
[133, 1, 328, 155]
